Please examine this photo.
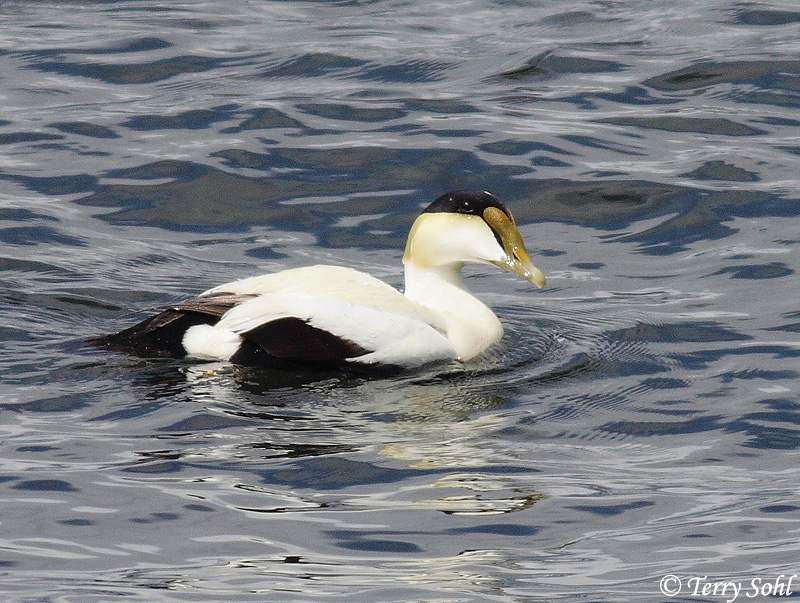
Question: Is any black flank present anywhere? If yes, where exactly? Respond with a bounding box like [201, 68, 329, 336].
[231, 317, 371, 370]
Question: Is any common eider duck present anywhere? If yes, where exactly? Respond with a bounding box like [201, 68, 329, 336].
[94, 190, 545, 372]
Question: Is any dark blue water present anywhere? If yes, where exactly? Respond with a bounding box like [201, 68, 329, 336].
[2, 1, 800, 601]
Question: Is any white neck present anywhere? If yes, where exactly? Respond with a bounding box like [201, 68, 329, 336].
[402, 261, 503, 361]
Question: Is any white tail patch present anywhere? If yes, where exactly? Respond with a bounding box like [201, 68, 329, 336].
[182, 324, 242, 361]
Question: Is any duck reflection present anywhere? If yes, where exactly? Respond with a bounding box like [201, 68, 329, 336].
[173, 359, 548, 515]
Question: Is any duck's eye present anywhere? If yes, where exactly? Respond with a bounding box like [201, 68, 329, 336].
[459, 199, 472, 213]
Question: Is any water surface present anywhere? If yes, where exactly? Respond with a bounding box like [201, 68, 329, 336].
[1, 1, 799, 601]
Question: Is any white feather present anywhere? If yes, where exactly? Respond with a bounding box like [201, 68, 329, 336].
[196, 292, 455, 369]
[182, 324, 242, 360]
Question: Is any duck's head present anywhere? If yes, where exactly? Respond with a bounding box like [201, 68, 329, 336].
[403, 189, 546, 288]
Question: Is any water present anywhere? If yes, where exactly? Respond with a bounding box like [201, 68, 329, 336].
[1, 1, 799, 601]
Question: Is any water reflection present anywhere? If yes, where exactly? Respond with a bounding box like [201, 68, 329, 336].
[73, 345, 557, 523]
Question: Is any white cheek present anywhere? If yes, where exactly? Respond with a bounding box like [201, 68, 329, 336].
[442, 219, 506, 264]
[467, 231, 507, 263]
[406, 213, 508, 266]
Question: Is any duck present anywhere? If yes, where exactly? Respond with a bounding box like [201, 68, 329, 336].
[93, 190, 545, 372]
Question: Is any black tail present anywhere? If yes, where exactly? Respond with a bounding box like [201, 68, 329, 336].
[89, 293, 254, 358]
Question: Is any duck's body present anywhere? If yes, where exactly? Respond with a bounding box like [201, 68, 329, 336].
[95, 190, 545, 372]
